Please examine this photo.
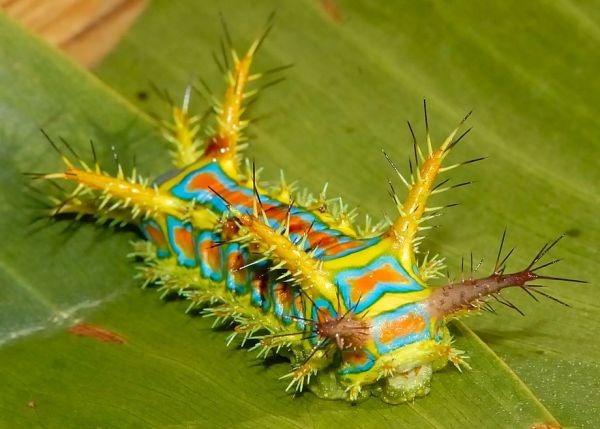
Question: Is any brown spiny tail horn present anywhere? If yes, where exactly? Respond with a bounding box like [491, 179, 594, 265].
[426, 231, 586, 318]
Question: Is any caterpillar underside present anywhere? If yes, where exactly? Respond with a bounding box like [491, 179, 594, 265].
[35, 29, 577, 404]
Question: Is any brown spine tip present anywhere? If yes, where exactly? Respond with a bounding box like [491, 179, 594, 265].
[426, 270, 541, 318]
[427, 234, 585, 318]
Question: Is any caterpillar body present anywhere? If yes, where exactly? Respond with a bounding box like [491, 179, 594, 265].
[37, 30, 578, 404]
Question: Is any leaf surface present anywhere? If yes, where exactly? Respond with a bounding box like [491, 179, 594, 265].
[97, 2, 600, 426]
[0, 0, 597, 427]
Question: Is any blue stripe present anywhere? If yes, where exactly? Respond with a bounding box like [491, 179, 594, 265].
[196, 230, 223, 282]
[335, 256, 423, 313]
[372, 303, 430, 354]
[225, 243, 249, 295]
[170, 162, 380, 261]
[141, 220, 171, 258]
[339, 349, 376, 375]
[166, 216, 196, 267]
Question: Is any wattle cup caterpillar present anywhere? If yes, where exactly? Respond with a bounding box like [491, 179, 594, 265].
[31, 26, 582, 404]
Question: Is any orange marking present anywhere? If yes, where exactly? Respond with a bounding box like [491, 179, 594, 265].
[308, 230, 338, 249]
[199, 239, 221, 272]
[186, 172, 222, 193]
[306, 229, 366, 257]
[320, 0, 343, 23]
[316, 307, 334, 324]
[348, 264, 409, 302]
[69, 323, 126, 344]
[174, 227, 194, 258]
[185, 172, 254, 209]
[225, 189, 252, 207]
[146, 224, 167, 248]
[264, 204, 287, 221]
[293, 293, 304, 316]
[227, 251, 247, 285]
[322, 239, 365, 256]
[252, 270, 269, 301]
[379, 314, 426, 344]
[274, 283, 294, 310]
[343, 350, 368, 366]
[288, 216, 311, 234]
[228, 251, 243, 270]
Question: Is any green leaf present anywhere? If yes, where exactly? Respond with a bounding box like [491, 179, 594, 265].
[97, 1, 600, 427]
[0, 0, 595, 427]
